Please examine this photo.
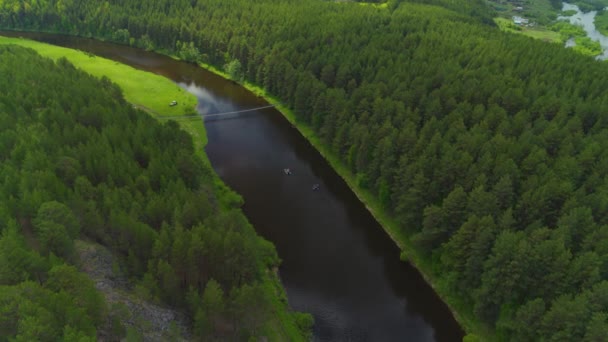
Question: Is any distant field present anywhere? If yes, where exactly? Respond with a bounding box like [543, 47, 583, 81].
[489, 0, 558, 25]
[521, 0, 559, 25]
[494, 17, 562, 43]
[520, 27, 563, 42]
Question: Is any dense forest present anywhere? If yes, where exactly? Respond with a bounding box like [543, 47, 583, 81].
[2, 0, 608, 339]
[0, 45, 309, 341]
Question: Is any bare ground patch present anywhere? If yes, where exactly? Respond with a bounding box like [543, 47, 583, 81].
[75, 240, 191, 341]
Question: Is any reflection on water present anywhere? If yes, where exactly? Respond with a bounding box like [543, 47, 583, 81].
[199, 79, 460, 341]
[178, 81, 227, 115]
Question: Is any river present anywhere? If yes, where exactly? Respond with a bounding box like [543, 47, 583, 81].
[559, 2, 608, 60]
[1, 31, 464, 342]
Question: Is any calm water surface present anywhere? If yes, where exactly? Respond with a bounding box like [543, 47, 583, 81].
[2, 31, 464, 341]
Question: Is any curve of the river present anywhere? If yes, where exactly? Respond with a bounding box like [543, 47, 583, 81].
[559, 2, 608, 60]
[1, 31, 464, 342]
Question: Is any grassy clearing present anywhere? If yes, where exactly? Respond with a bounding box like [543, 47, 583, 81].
[494, 17, 562, 43]
[519, 27, 563, 42]
[0, 35, 208, 162]
[0, 35, 196, 117]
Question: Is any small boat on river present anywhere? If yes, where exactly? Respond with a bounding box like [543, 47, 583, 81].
[284, 168, 292, 175]
[312, 184, 320, 191]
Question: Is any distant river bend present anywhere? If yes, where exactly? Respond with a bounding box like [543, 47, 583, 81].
[0, 31, 464, 342]
[559, 2, 608, 60]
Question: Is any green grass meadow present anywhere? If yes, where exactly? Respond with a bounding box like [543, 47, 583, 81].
[0, 35, 209, 161]
[0, 34, 309, 340]
[0, 36, 197, 116]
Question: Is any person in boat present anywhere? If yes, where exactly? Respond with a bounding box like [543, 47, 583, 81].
[284, 168, 292, 175]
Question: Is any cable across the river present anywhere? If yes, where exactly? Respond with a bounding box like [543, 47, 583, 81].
[150, 104, 276, 119]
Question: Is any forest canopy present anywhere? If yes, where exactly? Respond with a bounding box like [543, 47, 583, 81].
[2, 0, 608, 339]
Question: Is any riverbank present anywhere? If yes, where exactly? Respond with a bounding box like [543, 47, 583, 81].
[0, 35, 210, 160]
[190, 46, 488, 341]
[492, 1, 608, 58]
[490, 0, 564, 44]
[557, 2, 608, 59]
[596, 10, 608, 35]
[0, 36, 196, 116]
[0, 34, 308, 341]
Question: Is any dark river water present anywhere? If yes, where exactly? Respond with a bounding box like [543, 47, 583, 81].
[1, 31, 464, 341]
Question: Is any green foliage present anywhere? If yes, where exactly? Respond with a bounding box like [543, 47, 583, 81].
[35, 201, 79, 239]
[224, 59, 243, 82]
[230, 283, 273, 339]
[293, 312, 314, 340]
[0, 45, 301, 340]
[194, 279, 225, 337]
[571, 0, 608, 12]
[572, 36, 603, 56]
[176, 40, 201, 63]
[408, 0, 495, 23]
[46, 264, 107, 326]
[39, 223, 72, 257]
[585, 312, 608, 341]
[515, 0, 560, 25]
[595, 9, 608, 36]
[0, 280, 101, 341]
[550, 21, 587, 42]
[108, 303, 129, 339]
[502, 298, 545, 341]
[3, 0, 608, 339]
[495, 17, 522, 32]
[462, 334, 481, 342]
[112, 29, 130, 45]
[125, 327, 144, 342]
[137, 34, 154, 51]
[0, 222, 48, 285]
